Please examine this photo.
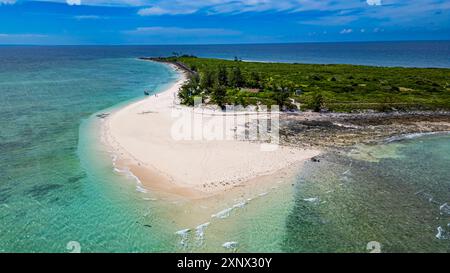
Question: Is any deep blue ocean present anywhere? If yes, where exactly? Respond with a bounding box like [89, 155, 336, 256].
[0, 42, 449, 252]
[1, 40, 449, 69]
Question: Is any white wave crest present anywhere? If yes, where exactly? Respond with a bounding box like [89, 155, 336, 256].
[212, 207, 233, 219]
[195, 222, 210, 246]
[435, 226, 448, 240]
[222, 241, 239, 249]
[439, 203, 450, 215]
[175, 228, 190, 248]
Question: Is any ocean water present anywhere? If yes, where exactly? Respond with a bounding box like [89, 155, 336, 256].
[0, 50, 180, 252]
[1, 40, 449, 68]
[0, 45, 449, 252]
[285, 135, 450, 253]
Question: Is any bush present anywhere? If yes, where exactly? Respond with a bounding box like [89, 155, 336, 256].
[211, 85, 227, 108]
[200, 70, 216, 90]
[229, 66, 245, 88]
[312, 93, 324, 112]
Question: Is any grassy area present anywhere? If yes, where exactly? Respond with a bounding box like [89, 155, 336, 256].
[162, 56, 450, 112]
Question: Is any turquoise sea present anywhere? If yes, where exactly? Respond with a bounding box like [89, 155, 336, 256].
[0, 45, 449, 252]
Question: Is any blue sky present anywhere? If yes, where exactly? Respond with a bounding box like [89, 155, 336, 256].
[0, 0, 449, 44]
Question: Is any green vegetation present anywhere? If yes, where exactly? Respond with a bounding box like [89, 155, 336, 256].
[168, 56, 450, 112]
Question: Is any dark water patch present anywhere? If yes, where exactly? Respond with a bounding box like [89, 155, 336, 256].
[0, 141, 28, 153]
[26, 184, 63, 199]
[0, 181, 13, 196]
[67, 174, 87, 184]
[0, 191, 11, 203]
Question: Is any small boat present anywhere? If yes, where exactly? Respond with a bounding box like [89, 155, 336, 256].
[144, 91, 150, 96]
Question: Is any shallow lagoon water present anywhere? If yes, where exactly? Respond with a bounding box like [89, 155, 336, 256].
[284, 135, 450, 253]
[0, 53, 179, 252]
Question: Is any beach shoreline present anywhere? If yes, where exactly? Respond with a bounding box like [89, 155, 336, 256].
[99, 59, 450, 200]
[100, 62, 321, 199]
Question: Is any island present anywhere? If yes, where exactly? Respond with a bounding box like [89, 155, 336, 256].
[101, 56, 450, 199]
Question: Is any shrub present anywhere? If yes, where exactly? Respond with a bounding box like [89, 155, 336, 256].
[312, 93, 324, 112]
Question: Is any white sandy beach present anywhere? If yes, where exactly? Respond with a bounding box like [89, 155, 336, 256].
[102, 64, 320, 197]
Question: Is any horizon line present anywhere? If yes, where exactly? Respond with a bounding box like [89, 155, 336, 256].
[1, 39, 449, 47]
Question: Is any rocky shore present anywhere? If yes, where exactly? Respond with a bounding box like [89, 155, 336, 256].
[280, 111, 450, 149]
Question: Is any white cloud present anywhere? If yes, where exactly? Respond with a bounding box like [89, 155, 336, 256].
[138, 7, 197, 16]
[126, 26, 241, 36]
[74, 15, 104, 20]
[366, 0, 382, 6]
[136, 0, 334, 16]
[373, 27, 384, 32]
[66, 0, 81, 5]
[4, 0, 449, 32]
[78, 0, 146, 6]
[0, 0, 16, 4]
[0, 33, 49, 44]
[0, 33, 47, 37]
[340, 28, 353, 34]
[301, 15, 358, 26]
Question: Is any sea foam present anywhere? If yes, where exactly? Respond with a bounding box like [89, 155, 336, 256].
[195, 222, 210, 246]
[222, 241, 239, 249]
[303, 197, 320, 203]
[342, 169, 351, 175]
[439, 203, 450, 215]
[175, 228, 190, 248]
[232, 201, 247, 209]
[435, 226, 448, 240]
[113, 167, 143, 185]
[113, 167, 127, 173]
[136, 185, 148, 193]
[212, 208, 233, 219]
[212, 200, 248, 219]
[175, 228, 190, 235]
[385, 131, 450, 143]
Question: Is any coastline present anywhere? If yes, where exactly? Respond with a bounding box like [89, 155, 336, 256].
[99, 59, 450, 200]
[100, 62, 321, 199]
[2, 46, 449, 253]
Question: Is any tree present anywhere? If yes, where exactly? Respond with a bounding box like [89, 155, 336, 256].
[178, 85, 195, 106]
[229, 66, 245, 88]
[249, 71, 261, 88]
[200, 70, 216, 91]
[211, 85, 227, 108]
[178, 74, 200, 106]
[217, 65, 228, 86]
[190, 73, 200, 86]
